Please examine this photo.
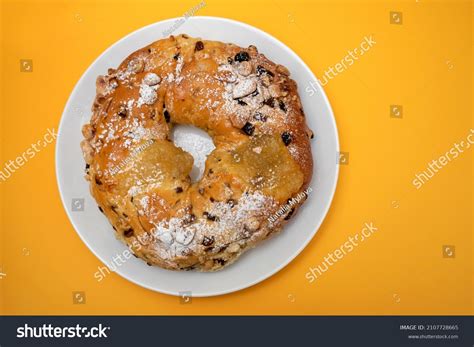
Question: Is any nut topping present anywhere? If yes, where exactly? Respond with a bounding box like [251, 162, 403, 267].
[232, 78, 257, 99]
[82, 124, 95, 140]
[276, 64, 290, 76]
[158, 232, 174, 245]
[268, 84, 282, 98]
[175, 229, 195, 245]
[227, 243, 240, 253]
[143, 72, 161, 86]
[128, 57, 144, 73]
[244, 217, 260, 232]
[236, 61, 252, 76]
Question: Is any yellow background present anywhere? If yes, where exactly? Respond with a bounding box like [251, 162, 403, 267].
[0, 0, 472, 315]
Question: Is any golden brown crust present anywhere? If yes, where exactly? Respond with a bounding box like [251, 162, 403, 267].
[80, 34, 313, 271]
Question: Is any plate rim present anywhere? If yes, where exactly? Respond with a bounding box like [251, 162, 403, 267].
[55, 15, 340, 297]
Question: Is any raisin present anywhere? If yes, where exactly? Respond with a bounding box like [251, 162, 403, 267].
[256, 65, 274, 77]
[208, 214, 219, 222]
[256, 65, 267, 76]
[254, 112, 267, 122]
[281, 132, 292, 146]
[195, 41, 204, 51]
[264, 97, 275, 107]
[241, 122, 255, 136]
[118, 106, 127, 118]
[234, 51, 250, 62]
[207, 214, 218, 222]
[202, 236, 215, 246]
[203, 212, 219, 222]
[241, 228, 252, 239]
[214, 258, 227, 266]
[227, 199, 237, 207]
[284, 208, 295, 220]
[164, 110, 170, 123]
[279, 100, 287, 112]
[181, 248, 193, 257]
[124, 228, 134, 237]
[184, 213, 196, 224]
[210, 197, 215, 202]
[175, 187, 183, 193]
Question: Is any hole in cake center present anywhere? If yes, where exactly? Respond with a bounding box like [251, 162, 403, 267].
[171, 124, 216, 182]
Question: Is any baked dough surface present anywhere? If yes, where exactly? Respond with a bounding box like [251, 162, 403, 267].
[81, 34, 313, 271]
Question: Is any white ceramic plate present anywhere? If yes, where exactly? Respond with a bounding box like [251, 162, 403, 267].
[56, 16, 339, 297]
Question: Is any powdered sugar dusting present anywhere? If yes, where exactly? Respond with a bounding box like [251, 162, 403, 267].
[149, 190, 275, 261]
[137, 83, 158, 106]
[174, 55, 184, 84]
